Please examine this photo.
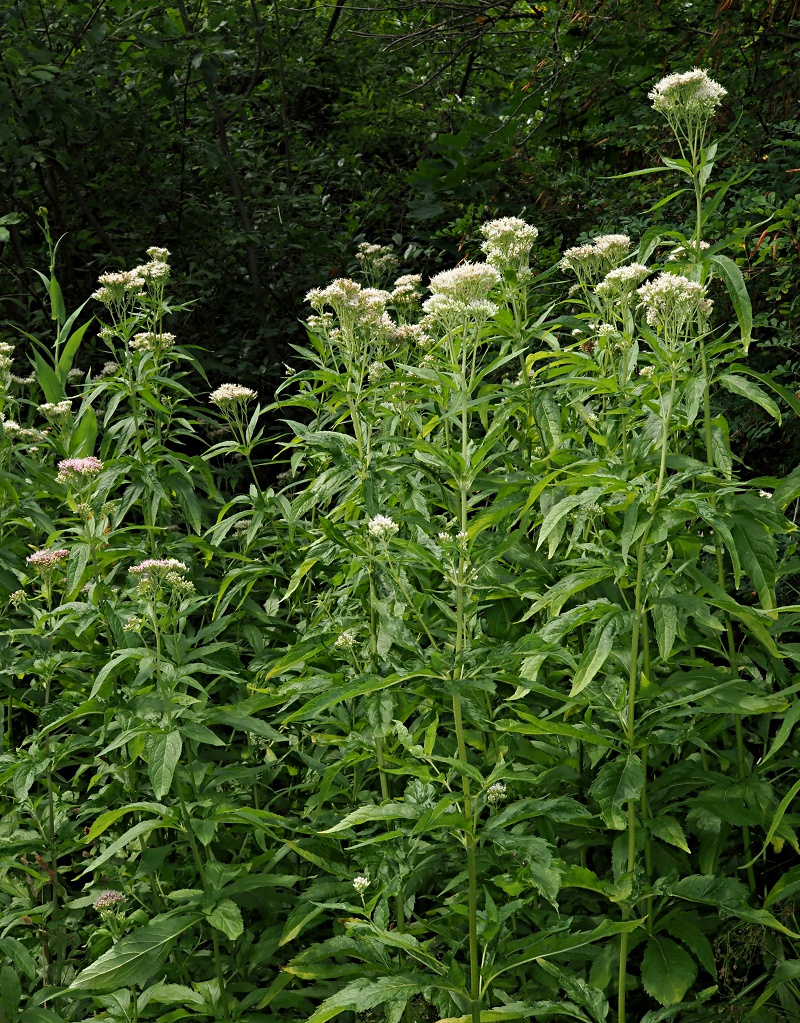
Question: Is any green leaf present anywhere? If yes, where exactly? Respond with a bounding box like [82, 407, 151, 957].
[669, 875, 800, 938]
[0, 938, 36, 980]
[649, 816, 690, 853]
[320, 803, 420, 834]
[641, 936, 697, 1006]
[70, 403, 97, 457]
[589, 754, 644, 830]
[305, 974, 435, 1023]
[78, 819, 164, 878]
[0, 965, 21, 1020]
[651, 601, 678, 661]
[149, 730, 182, 800]
[206, 899, 243, 940]
[709, 254, 752, 352]
[569, 611, 620, 696]
[731, 512, 776, 611]
[56, 317, 92, 383]
[69, 915, 196, 992]
[33, 351, 64, 404]
[760, 702, 800, 767]
[717, 374, 780, 422]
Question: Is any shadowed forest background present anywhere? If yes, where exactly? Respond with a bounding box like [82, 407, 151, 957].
[2, 0, 800, 473]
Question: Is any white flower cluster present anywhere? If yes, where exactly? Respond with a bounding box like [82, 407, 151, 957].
[428, 263, 501, 303]
[353, 876, 370, 895]
[367, 514, 399, 540]
[210, 383, 257, 405]
[423, 267, 500, 322]
[91, 268, 146, 305]
[130, 332, 176, 352]
[649, 69, 727, 116]
[486, 782, 507, 805]
[129, 557, 188, 575]
[38, 399, 72, 419]
[395, 323, 435, 349]
[391, 274, 423, 307]
[334, 630, 357, 650]
[306, 278, 394, 341]
[595, 263, 650, 297]
[561, 234, 631, 284]
[636, 272, 712, 333]
[480, 216, 538, 275]
[368, 361, 390, 382]
[1, 415, 43, 442]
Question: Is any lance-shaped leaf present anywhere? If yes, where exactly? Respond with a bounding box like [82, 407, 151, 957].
[69, 915, 196, 992]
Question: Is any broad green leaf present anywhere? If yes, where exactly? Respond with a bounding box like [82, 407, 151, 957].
[497, 716, 614, 748]
[760, 702, 800, 767]
[709, 254, 752, 352]
[589, 754, 644, 830]
[0, 966, 21, 1019]
[0, 938, 36, 980]
[149, 730, 182, 800]
[717, 373, 780, 422]
[669, 875, 800, 938]
[642, 936, 697, 1006]
[206, 899, 243, 940]
[56, 317, 92, 382]
[69, 915, 196, 992]
[731, 513, 776, 611]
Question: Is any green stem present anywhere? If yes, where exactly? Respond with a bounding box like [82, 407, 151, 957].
[618, 538, 646, 1023]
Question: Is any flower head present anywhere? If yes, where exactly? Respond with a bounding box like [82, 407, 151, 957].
[353, 876, 370, 895]
[486, 782, 507, 805]
[367, 514, 399, 540]
[356, 242, 398, 283]
[26, 548, 70, 568]
[636, 272, 709, 338]
[335, 630, 358, 650]
[93, 889, 126, 913]
[56, 456, 103, 484]
[38, 399, 72, 419]
[428, 262, 501, 303]
[649, 69, 727, 116]
[129, 557, 189, 579]
[480, 217, 538, 275]
[595, 263, 651, 298]
[210, 383, 257, 406]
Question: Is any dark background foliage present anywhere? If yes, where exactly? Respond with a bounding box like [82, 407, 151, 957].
[2, 0, 800, 468]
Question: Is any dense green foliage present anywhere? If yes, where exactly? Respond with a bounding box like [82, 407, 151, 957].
[2, 0, 800, 476]
[2, 67, 800, 1023]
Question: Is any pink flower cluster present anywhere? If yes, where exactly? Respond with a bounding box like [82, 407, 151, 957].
[56, 456, 103, 484]
[26, 548, 69, 567]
